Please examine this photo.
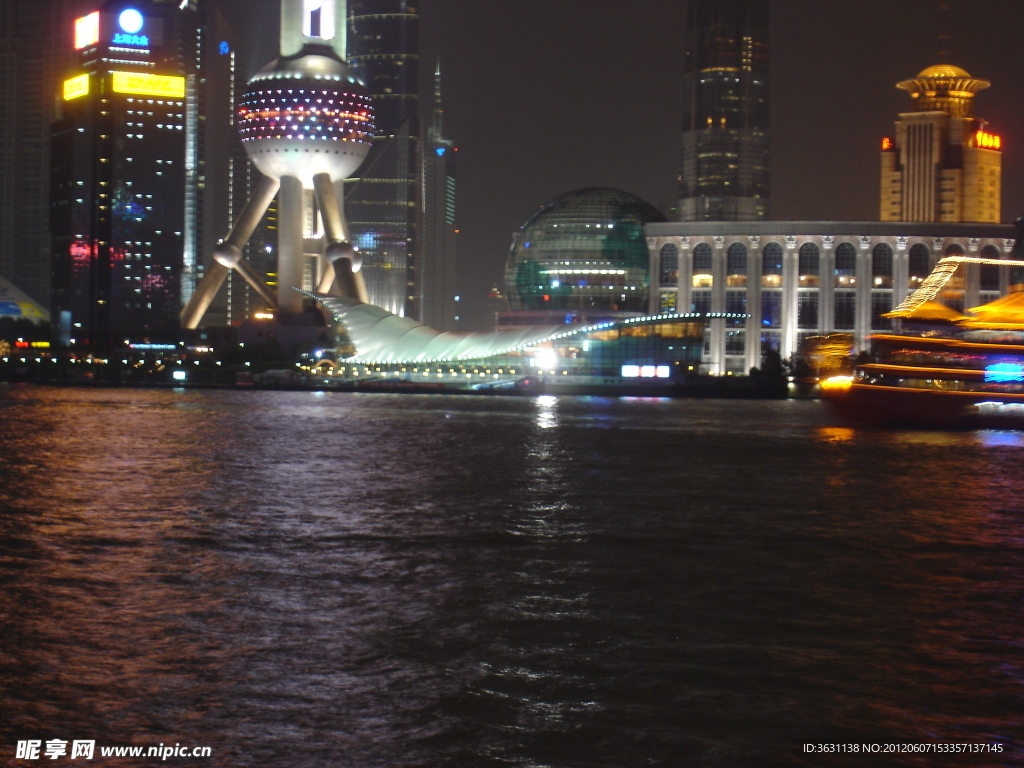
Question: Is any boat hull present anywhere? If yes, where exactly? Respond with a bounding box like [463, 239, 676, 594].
[825, 382, 1024, 429]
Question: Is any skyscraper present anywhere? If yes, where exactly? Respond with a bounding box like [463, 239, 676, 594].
[880, 64, 1001, 223]
[50, 0, 201, 349]
[678, 0, 769, 222]
[421, 61, 457, 331]
[345, 0, 420, 317]
[0, 0, 65, 307]
[197, 9, 279, 327]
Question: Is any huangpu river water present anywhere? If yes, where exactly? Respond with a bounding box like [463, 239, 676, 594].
[2, 386, 1023, 767]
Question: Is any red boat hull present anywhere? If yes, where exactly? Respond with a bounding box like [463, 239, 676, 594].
[825, 383, 1024, 429]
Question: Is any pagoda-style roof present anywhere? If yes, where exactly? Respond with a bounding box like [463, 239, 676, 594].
[916, 64, 972, 79]
[962, 291, 1024, 326]
[897, 63, 990, 117]
[968, 290, 1024, 314]
[883, 300, 969, 323]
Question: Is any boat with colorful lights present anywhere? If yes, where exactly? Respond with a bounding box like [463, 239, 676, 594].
[824, 234, 1024, 428]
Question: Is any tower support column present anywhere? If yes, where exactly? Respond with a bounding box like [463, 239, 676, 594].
[278, 176, 306, 313]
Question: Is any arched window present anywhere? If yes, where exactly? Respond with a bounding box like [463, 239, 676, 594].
[908, 243, 930, 289]
[726, 242, 747, 287]
[659, 243, 679, 286]
[692, 242, 712, 288]
[798, 242, 819, 287]
[980, 245, 1001, 292]
[872, 243, 893, 288]
[762, 242, 783, 287]
[945, 243, 965, 256]
[834, 242, 857, 288]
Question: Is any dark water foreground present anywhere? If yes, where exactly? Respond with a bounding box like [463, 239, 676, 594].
[1, 387, 1023, 767]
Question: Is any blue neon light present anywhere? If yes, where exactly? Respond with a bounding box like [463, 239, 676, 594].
[984, 363, 1024, 383]
[219, 41, 230, 55]
[113, 32, 149, 46]
[435, 147, 446, 156]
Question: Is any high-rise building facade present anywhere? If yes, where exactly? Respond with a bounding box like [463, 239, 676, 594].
[421, 62, 457, 330]
[197, 10, 279, 327]
[0, 0, 65, 307]
[50, 1, 201, 349]
[345, 0, 420, 317]
[880, 64, 1001, 223]
[678, 0, 769, 222]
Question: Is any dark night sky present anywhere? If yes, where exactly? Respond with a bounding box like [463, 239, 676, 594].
[223, 0, 1024, 328]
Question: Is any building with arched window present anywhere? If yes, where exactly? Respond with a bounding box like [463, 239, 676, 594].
[645, 221, 1015, 374]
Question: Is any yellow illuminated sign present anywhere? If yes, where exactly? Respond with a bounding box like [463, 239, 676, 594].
[63, 74, 90, 101]
[881, 137, 892, 151]
[74, 12, 100, 49]
[975, 130, 1002, 150]
[111, 71, 186, 99]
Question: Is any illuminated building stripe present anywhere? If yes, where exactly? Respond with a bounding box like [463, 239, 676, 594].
[111, 72, 186, 99]
[63, 74, 90, 101]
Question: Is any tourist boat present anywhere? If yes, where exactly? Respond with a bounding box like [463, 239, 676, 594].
[823, 248, 1024, 428]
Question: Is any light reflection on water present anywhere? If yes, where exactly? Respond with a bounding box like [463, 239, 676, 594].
[1, 387, 1023, 767]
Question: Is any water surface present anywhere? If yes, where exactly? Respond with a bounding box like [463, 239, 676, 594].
[1, 387, 1022, 766]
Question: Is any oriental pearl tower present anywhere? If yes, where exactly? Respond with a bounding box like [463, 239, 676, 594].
[180, 0, 374, 329]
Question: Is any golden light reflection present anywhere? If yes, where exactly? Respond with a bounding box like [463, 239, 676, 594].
[819, 375, 854, 392]
[818, 427, 855, 442]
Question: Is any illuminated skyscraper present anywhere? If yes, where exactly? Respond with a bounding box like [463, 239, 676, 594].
[345, 0, 420, 317]
[421, 61, 457, 331]
[51, 0, 202, 350]
[880, 64, 1001, 223]
[678, 0, 769, 222]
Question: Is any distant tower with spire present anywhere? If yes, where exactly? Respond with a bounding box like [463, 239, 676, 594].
[880, 62, 1001, 222]
[421, 60, 458, 330]
[678, 0, 769, 221]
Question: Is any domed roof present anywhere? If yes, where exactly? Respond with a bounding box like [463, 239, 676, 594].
[505, 188, 666, 313]
[916, 64, 973, 79]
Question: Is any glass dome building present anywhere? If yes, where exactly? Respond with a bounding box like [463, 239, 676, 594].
[505, 188, 666, 314]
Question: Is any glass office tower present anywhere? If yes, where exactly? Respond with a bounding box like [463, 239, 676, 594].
[421, 61, 457, 331]
[678, 0, 769, 222]
[345, 0, 420, 317]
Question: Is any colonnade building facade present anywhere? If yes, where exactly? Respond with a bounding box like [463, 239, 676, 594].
[645, 221, 1015, 374]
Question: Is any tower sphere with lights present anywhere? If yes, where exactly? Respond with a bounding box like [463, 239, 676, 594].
[239, 51, 373, 186]
[181, 0, 375, 329]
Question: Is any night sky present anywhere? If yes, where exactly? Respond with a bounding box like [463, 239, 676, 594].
[224, 0, 1024, 328]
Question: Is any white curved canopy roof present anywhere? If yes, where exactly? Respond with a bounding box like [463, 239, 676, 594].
[312, 295, 572, 363]
[309, 293, 716, 365]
